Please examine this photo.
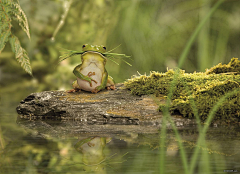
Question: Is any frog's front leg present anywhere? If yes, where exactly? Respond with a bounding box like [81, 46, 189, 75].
[91, 71, 108, 93]
[73, 64, 97, 87]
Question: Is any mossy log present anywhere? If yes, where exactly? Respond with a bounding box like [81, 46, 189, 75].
[125, 58, 240, 122]
[16, 84, 198, 129]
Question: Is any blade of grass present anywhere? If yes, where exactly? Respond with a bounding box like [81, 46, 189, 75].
[198, 0, 210, 72]
[160, 69, 189, 174]
[160, 1, 225, 173]
[184, 84, 202, 132]
[166, 111, 190, 174]
[106, 55, 120, 65]
[160, 68, 180, 174]
[189, 89, 239, 174]
[0, 125, 5, 150]
[105, 44, 122, 53]
[178, 0, 225, 69]
[199, 139, 211, 174]
[159, 108, 167, 174]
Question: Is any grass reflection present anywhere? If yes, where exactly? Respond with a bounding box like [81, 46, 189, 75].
[158, 1, 239, 174]
[0, 125, 6, 150]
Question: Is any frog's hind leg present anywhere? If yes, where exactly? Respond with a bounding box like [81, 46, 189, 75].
[106, 75, 115, 90]
[67, 80, 81, 93]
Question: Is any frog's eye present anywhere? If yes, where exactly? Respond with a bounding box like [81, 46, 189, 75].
[103, 46, 106, 50]
[82, 45, 86, 48]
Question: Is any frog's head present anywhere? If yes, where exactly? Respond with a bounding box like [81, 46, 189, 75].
[82, 44, 106, 53]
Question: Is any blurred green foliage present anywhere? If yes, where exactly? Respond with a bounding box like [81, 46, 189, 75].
[1, 0, 240, 91]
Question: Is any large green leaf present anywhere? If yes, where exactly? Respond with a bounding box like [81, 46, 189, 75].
[9, 35, 32, 76]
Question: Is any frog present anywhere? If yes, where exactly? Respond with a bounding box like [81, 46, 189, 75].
[68, 44, 115, 93]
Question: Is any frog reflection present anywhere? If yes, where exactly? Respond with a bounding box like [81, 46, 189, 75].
[74, 137, 111, 173]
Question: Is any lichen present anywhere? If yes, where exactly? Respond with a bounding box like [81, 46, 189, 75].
[124, 58, 240, 122]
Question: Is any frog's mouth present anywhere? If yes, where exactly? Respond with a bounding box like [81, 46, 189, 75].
[82, 51, 107, 60]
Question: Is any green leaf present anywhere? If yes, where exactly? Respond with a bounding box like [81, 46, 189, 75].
[0, 28, 11, 53]
[9, 35, 32, 75]
[0, 23, 10, 34]
[11, 2, 30, 39]
[0, 0, 12, 21]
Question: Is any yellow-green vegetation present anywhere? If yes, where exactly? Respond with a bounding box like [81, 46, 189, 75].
[124, 58, 240, 121]
[206, 58, 240, 74]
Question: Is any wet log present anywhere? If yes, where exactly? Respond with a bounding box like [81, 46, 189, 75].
[16, 84, 197, 129]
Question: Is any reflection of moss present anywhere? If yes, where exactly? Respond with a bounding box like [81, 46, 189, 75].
[206, 57, 240, 74]
[124, 58, 240, 121]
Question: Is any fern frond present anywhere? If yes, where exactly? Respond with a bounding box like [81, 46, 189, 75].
[11, 2, 30, 39]
[0, 0, 32, 75]
[0, 27, 11, 53]
[0, 23, 10, 34]
[0, 0, 13, 19]
[9, 35, 32, 75]
[0, 0, 30, 39]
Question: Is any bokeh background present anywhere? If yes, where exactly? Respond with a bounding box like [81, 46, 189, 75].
[1, 0, 240, 92]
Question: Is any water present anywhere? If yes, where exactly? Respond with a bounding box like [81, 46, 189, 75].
[1, 88, 240, 174]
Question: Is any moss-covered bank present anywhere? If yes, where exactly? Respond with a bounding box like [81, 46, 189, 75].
[124, 58, 240, 122]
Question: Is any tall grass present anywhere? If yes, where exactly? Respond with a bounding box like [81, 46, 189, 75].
[158, 0, 234, 174]
[0, 125, 5, 150]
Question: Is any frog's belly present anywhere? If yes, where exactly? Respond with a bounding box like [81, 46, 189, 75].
[77, 65, 103, 91]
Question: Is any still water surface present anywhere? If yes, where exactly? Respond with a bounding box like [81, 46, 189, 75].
[0, 89, 240, 174]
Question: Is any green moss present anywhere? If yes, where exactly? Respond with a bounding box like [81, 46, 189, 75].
[206, 57, 240, 74]
[124, 58, 240, 121]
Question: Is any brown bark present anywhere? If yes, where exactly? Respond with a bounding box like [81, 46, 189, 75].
[16, 84, 197, 132]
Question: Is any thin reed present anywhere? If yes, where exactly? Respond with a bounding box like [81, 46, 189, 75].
[159, 0, 231, 174]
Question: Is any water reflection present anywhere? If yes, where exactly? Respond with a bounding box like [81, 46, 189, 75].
[0, 115, 240, 174]
[74, 137, 111, 173]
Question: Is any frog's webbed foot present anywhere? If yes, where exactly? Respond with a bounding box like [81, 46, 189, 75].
[67, 88, 81, 93]
[91, 88, 100, 93]
[86, 72, 97, 87]
[91, 85, 103, 93]
[107, 85, 115, 90]
[87, 72, 95, 77]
